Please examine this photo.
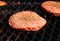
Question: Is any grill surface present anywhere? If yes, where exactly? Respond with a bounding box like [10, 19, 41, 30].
[0, 0, 60, 41]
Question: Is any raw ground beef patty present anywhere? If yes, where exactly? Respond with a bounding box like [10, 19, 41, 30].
[41, 1, 60, 16]
[8, 11, 47, 31]
[0, 1, 7, 6]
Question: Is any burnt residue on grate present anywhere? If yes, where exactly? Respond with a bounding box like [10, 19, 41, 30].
[0, 0, 60, 41]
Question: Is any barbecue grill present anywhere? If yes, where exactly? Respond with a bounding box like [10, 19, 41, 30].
[0, 0, 60, 41]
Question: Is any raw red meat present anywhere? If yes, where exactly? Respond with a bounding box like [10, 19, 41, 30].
[9, 11, 47, 31]
[41, 1, 60, 16]
[0, 1, 7, 6]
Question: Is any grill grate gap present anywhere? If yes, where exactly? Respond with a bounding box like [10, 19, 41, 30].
[0, 32, 3, 38]
[19, 32, 26, 40]
[54, 27, 59, 35]
[0, 22, 4, 29]
[2, 26, 7, 33]
[26, 32, 34, 40]
[51, 37, 57, 41]
[34, 37, 39, 41]
[55, 23, 60, 30]
[6, 31, 11, 37]
[10, 35, 16, 41]
[36, 32, 42, 40]
[44, 32, 50, 39]
[45, 26, 52, 34]
[25, 32, 36, 40]
[1, 35, 7, 40]
[52, 32, 58, 39]
[16, 39, 21, 41]
[14, 31, 20, 35]
[23, 32, 30, 41]
[59, 38, 60, 41]
[42, 37, 48, 41]
[25, 38, 30, 41]
[31, 31, 38, 41]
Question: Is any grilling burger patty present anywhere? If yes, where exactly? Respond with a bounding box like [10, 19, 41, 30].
[8, 11, 47, 31]
[0, 1, 7, 6]
[41, 1, 60, 16]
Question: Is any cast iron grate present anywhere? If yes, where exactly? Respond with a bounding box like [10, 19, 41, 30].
[0, 0, 60, 41]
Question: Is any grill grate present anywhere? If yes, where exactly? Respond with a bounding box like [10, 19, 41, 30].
[0, 0, 60, 41]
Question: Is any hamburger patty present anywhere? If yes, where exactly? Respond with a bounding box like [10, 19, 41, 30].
[8, 11, 47, 31]
[41, 1, 60, 16]
[0, 1, 7, 6]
